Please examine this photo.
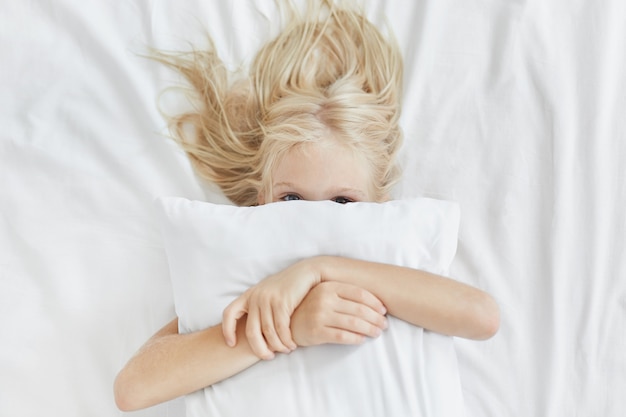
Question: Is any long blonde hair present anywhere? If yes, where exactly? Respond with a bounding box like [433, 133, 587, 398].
[154, 0, 403, 206]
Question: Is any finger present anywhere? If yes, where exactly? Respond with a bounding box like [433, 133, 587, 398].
[329, 312, 385, 339]
[336, 284, 387, 315]
[273, 304, 297, 351]
[222, 298, 248, 347]
[260, 303, 289, 354]
[246, 306, 274, 360]
[334, 299, 388, 330]
[323, 327, 367, 345]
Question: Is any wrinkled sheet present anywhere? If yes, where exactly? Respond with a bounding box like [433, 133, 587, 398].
[1, 1, 624, 416]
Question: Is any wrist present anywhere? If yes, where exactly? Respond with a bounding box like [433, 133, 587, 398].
[298, 256, 327, 285]
[308, 255, 336, 283]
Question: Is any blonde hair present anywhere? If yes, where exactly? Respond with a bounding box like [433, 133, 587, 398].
[154, 0, 403, 206]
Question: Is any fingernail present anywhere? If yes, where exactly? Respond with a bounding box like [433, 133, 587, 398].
[380, 307, 387, 315]
[383, 319, 388, 329]
[226, 338, 234, 347]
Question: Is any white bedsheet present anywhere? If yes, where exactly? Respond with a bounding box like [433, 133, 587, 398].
[1, 1, 624, 416]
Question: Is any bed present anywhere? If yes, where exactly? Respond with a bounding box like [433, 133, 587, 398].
[1, 0, 624, 416]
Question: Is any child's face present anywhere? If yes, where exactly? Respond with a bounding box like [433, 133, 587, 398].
[259, 141, 375, 205]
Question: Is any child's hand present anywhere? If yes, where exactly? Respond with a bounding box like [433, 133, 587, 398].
[222, 259, 322, 360]
[291, 281, 388, 347]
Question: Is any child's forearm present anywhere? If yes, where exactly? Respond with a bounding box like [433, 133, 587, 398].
[114, 318, 259, 411]
[313, 256, 500, 340]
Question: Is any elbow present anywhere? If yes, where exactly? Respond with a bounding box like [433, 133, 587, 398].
[114, 369, 146, 412]
[467, 292, 500, 341]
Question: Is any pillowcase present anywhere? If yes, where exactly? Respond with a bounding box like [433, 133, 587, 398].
[155, 197, 466, 417]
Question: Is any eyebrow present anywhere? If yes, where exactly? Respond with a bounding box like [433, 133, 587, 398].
[272, 181, 298, 190]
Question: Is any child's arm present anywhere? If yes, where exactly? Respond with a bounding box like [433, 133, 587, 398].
[114, 281, 387, 411]
[223, 256, 500, 358]
[114, 318, 258, 411]
[316, 256, 500, 339]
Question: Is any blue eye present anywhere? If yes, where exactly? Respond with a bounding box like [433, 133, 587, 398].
[281, 194, 302, 202]
[332, 196, 354, 204]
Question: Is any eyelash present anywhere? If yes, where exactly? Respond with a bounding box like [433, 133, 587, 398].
[280, 194, 355, 204]
[281, 194, 302, 202]
[332, 196, 354, 204]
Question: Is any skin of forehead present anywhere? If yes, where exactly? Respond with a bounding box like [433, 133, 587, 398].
[268, 141, 375, 203]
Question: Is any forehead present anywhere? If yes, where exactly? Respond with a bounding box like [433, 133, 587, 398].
[271, 141, 374, 200]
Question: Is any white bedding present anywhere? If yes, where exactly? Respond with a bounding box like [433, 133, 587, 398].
[157, 197, 464, 417]
[1, 1, 625, 416]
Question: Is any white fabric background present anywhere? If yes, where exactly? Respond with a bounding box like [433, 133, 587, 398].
[1, 1, 624, 416]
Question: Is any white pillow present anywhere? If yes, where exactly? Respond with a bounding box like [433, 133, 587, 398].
[155, 197, 466, 417]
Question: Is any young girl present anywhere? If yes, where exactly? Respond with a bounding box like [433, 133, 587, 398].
[114, 0, 499, 411]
